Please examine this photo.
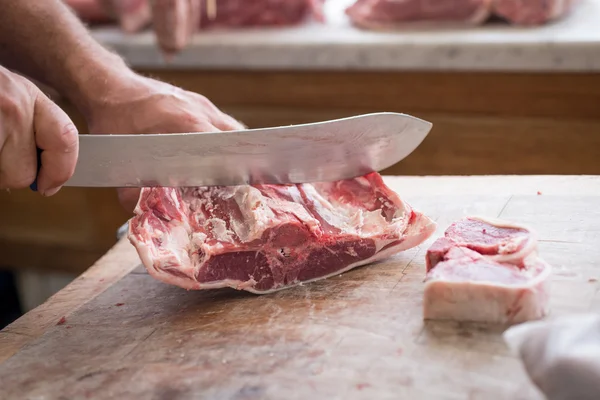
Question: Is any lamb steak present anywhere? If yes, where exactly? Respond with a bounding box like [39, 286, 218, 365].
[345, 0, 494, 29]
[423, 216, 552, 324]
[129, 172, 436, 294]
[493, 0, 579, 25]
[344, 0, 578, 28]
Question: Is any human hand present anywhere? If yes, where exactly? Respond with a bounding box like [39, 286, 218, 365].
[0, 66, 79, 196]
[93, 0, 315, 55]
[85, 73, 244, 212]
[95, 0, 152, 33]
[97, 0, 202, 54]
[150, 0, 203, 54]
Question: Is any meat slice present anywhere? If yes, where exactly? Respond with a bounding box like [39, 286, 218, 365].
[343, 0, 578, 28]
[345, 0, 494, 29]
[423, 216, 551, 325]
[128, 172, 436, 294]
[493, 0, 579, 25]
[63, 0, 112, 22]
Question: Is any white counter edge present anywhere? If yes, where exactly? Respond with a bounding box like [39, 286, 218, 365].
[90, 0, 600, 72]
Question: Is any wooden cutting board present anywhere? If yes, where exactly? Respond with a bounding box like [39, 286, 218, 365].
[1, 176, 599, 400]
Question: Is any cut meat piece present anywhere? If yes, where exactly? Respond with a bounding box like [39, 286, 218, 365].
[493, 0, 578, 25]
[425, 216, 538, 271]
[345, 0, 494, 29]
[128, 172, 436, 294]
[193, 0, 311, 28]
[343, 0, 578, 28]
[423, 216, 552, 325]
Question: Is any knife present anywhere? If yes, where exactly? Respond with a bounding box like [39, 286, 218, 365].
[31, 112, 432, 189]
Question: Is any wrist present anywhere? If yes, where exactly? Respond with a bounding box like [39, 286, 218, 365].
[61, 50, 137, 120]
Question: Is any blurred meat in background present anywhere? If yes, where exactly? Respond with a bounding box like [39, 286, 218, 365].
[63, 0, 580, 54]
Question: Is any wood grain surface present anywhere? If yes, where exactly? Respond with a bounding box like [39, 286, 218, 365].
[1, 175, 598, 399]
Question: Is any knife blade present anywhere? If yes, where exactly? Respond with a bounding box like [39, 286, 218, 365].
[63, 112, 432, 188]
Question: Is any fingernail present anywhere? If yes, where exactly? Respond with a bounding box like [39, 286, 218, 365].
[42, 186, 61, 197]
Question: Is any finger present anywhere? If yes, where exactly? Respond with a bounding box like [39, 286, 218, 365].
[97, 0, 151, 32]
[33, 95, 79, 196]
[212, 112, 247, 131]
[0, 113, 37, 190]
[152, 112, 218, 134]
[119, 0, 152, 33]
[188, 93, 246, 131]
[151, 0, 198, 54]
[189, 0, 202, 35]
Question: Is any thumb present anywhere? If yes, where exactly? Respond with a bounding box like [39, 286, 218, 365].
[33, 94, 79, 196]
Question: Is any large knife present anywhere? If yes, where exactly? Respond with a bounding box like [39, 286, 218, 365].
[57, 112, 432, 188]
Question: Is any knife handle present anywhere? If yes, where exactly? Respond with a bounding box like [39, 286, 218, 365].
[29, 147, 42, 192]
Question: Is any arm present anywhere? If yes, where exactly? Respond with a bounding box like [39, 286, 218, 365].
[0, 0, 133, 119]
[0, 0, 244, 210]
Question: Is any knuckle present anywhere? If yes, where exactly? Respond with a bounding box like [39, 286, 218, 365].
[178, 112, 211, 131]
[195, 122, 217, 132]
[198, 96, 217, 110]
[183, 113, 202, 126]
[223, 114, 246, 130]
[57, 122, 79, 152]
[0, 96, 22, 123]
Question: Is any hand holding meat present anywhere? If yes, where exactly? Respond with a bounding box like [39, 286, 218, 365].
[0, 66, 78, 196]
[86, 73, 244, 211]
[67, 0, 313, 54]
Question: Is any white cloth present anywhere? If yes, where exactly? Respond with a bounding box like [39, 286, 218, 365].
[504, 314, 600, 400]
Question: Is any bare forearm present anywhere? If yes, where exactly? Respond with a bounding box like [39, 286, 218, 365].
[0, 0, 135, 118]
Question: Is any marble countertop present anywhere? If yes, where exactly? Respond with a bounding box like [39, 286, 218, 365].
[91, 0, 600, 72]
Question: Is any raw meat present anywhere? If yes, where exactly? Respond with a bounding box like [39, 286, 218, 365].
[346, 0, 494, 29]
[423, 216, 552, 324]
[128, 172, 436, 294]
[71, 0, 313, 53]
[344, 0, 577, 28]
[493, 0, 579, 25]
[151, 0, 311, 53]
